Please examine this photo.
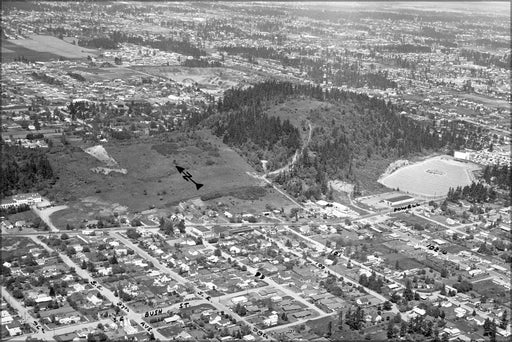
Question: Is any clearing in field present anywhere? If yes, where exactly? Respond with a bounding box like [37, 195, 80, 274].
[47, 130, 296, 214]
[5, 35, 98, 59]
[84, 145, 119, 166]
[83, 145, 127, 175]
[378, 155, 480, 198]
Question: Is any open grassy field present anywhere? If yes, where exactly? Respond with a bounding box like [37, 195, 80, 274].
[265, 98, 324, 128]
[472, 279, 510, 303]
[379, 155, 481, 197]
[46, 130, 296, 222]
[2, 35, 97, 61]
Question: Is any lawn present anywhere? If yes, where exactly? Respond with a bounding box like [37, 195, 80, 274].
[382, 253, 425, 271]
[472, 280, 510, 303]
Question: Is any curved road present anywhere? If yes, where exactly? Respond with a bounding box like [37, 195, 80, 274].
[267, 121, 312, 177]
[32, 205, 69, 233]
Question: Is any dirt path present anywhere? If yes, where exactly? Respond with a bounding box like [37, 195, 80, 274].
[267, 121, 312, 177]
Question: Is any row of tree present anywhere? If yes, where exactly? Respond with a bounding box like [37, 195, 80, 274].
[459, 49, 511, 70]
[446, 182, 497, 203]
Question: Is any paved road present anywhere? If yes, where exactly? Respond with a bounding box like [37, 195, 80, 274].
[1, 285, 41, 331]
[29, 235, 167, 340]
[32, 205, 69, 232]
[263, 311, 337, 333]
[4, 226, 159, 237]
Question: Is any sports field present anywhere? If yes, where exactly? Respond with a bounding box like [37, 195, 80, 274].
[378, 155, 481, 198]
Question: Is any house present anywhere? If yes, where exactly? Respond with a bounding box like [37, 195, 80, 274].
[1, 311, 13, 325]
[72, 244, 83, 253]
[72, 283, 86, 293]
[35, 295, 52, 304]
[14, 221, 27, 229]
[97, 267, 113, 276]
[263, 311, 278, 326]
[1, 220, 14, 229]
[175, 331, 193, 340]
[87, 294, 103, 306]
[443, 327, 461, 337]
[229, 246, 241, 254]
[299, 226, 311, 234]
[6, 325, 22, 337]
[231, 296, 248, 305]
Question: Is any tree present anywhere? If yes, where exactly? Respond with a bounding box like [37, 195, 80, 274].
[177, 219, 186, 233]
[327, 321, 333, 337]
[60, 233, 69, 240]
[483, 317, 492, 335]
[500, 310, 508, 329]
[49, 286, 55, 297]
[214, 248, 222, 257]
[383, 301, 392, 311]
[387, 320, 395, 339]
[126, 228, 140, 239]
[109, 254, 118, 264]
[400, 321, 407, 337]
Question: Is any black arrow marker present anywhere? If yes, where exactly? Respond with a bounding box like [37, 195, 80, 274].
[176, 165, 204, 190]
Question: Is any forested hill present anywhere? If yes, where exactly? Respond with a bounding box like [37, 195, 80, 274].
[189, 80, 480, 199]
[192, 82, 304, 171]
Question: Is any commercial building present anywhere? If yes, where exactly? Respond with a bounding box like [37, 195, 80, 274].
[383, 195, 415, 207]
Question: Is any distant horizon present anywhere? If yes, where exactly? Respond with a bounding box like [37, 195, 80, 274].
[300, 1, 510, 16]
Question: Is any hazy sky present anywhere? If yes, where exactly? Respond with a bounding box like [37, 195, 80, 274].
[302, 2, 510, 16]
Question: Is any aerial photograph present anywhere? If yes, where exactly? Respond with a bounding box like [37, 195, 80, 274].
[0, 1, 510, 342]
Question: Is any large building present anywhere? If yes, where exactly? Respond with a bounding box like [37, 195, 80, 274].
[189, 225, 216, 240]
[384, 195, 415, 207]
[0, 192, 42, 209]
